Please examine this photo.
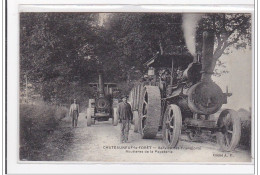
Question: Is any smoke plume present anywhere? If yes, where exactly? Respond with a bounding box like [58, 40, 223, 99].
[182, 14, 203, 56]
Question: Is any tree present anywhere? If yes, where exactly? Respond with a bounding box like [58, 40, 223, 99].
[103, 13, 186, 82]
[20, 13, 252, 104]
[20, 13, 100, 103]
[197, 13, 251, 71]
[94, 13, 252, 81]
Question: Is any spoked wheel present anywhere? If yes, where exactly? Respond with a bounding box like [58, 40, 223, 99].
[139, 86, 161, 139]
[163, 105, 182, 148]
[217, 109, 241, 152]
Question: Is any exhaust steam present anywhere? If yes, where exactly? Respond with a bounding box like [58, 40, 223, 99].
[182, 14, 203, 56]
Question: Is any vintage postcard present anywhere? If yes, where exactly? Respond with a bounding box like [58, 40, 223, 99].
[18, 11, 253, 164]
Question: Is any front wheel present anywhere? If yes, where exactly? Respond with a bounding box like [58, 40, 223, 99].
[162, 105, 182, 148]
[216, 109, 241, 152]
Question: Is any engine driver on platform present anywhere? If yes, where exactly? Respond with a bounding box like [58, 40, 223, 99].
[176, 66, 184, 81]
[117, 95, 133, 143]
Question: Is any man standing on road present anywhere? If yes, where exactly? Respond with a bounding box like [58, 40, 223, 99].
[117, 95, 133, 143]
[69, 99, 80, 128]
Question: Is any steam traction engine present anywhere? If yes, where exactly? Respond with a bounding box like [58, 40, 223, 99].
[129, 31, 241, 151]
[86, 73, 119, 126]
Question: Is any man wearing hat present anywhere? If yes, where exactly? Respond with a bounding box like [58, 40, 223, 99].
[69, 99, 80, 128]
[117, 95, 133, 143]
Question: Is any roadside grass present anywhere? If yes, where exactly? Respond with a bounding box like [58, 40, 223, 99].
[19, 102, 69, 160]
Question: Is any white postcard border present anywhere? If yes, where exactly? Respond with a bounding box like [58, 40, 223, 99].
[6, 0, 257, 174]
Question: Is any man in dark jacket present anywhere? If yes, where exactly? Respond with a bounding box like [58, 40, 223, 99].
[117, 95, 133, 143]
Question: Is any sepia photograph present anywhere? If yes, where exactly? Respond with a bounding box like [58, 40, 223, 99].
[19, 12, 253, 163]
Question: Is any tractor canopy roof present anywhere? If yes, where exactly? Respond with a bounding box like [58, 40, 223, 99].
[144, 46, 194, 69]
[144, 54, 193, 69]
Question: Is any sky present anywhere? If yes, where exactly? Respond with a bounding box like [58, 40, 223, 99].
[98, 13, 109, 27]
[212, 48, 252, 111]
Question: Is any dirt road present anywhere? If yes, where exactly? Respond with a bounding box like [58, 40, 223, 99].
[40, 113, 252, 162]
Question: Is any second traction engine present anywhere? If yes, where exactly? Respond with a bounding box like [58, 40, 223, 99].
[129, 30, 241, 152]
[86, 73, 119, 126]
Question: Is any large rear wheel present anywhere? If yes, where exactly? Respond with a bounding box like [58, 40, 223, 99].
[217, 109, 241, 152]
[133, 111, 139, 132]
[139, 86, 161, 139]
[162, 104, 182, 148]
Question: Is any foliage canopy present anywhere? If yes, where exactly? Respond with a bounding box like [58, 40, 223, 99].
[20, 13, 251, 104]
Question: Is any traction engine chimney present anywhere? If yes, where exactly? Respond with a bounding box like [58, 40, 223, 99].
[98, 73, 105, 97]
[201, 30, 215, 82]
[187, 30, 224, 115]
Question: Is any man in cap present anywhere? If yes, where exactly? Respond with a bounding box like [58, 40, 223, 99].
[117, 95, 133, 143]
[69, 99, 80, 128]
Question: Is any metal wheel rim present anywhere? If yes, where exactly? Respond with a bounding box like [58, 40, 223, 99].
[165, 109, 175, 145]
[141, 91, 148, 134]
[221, 113, 234, 147]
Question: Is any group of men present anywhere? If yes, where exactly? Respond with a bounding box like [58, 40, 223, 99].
[69, 95, 133, 143]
